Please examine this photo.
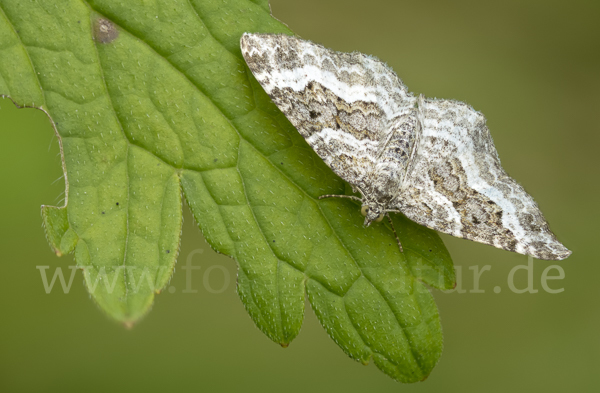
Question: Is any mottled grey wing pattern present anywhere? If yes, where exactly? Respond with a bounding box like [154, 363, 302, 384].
[241, 33, 417, 196]
[396, 96, 570, 260]
[241, 33, 570, 260]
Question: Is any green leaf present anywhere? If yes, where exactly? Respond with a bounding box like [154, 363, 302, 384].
[41, 205, 78, 256]
[0, 0, 454, 382]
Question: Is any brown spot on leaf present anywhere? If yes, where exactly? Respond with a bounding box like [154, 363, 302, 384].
[93, 18, 119, 44]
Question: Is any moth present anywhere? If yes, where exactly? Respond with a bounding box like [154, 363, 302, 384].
[240, 33, 571, 260]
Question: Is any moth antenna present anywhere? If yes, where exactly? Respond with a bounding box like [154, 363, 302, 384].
[387, 214, 404, 253]
[318, 194, 362, 202]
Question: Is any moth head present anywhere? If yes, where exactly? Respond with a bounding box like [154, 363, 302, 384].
[361, 204, 384, 226]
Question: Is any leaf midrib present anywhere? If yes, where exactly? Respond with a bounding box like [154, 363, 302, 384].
[82, 1, 133, 314]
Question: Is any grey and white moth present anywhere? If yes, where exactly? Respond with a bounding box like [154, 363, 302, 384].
[240, 33, 571, 261]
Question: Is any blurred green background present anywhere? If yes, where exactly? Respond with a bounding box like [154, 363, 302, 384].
[1, 0, 598, 391]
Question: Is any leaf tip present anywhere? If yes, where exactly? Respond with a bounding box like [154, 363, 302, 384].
[41, 205, 77, 256]
[123, 320, 136, 330]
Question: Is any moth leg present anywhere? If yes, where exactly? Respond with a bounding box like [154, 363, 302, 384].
[318, 194, 363, 202]
[386, 214, 404, 253]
